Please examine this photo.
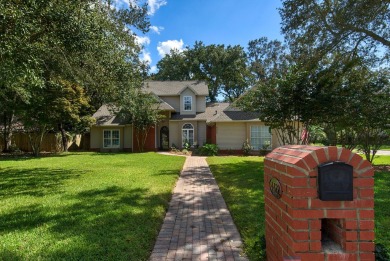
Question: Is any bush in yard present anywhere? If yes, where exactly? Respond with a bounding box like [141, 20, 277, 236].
[199, 143, 219, 156]
[242, 140, 252, 156]
[183, 140, 191, 150]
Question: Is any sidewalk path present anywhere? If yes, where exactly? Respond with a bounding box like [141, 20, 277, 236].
[375, 150, 390, 156]
[150, 156, 248, 261]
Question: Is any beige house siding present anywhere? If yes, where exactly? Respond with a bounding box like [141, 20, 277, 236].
[197, 121, 207, 146]
[216, 122, 247, 150]
[180, 88, 196, 115]
[160, 96, 180, 111]
[168, 121, 180, 148]
[196, 96, 206, 112]
[90, 126, 102, 149]
[123, 126, 132, 149]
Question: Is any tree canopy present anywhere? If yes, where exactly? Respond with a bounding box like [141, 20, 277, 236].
[280, 0, 390, 63]
[0, 0, 150, 154]
[152, 41, 252, 102]
[247, 37, 291, 82]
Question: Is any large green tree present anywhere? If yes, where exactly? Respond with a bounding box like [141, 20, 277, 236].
[0, 0, 150, 153]
[347, 68, 389, 162]
[153, 42, 252, 102]
[152, 50, 192, 81]
[247, 37, 291, 82]
[280, 0, 390, 63]
[117, 89, 164, 152]
[238, 66, 313, 145]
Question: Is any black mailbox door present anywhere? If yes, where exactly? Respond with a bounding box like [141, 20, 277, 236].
[318, 162, 353, 201]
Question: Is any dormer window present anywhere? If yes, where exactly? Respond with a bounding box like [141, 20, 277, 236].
[184, 96, 192, 111]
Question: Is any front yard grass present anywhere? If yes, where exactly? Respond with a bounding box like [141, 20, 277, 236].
[0, 152, 185, 261]
[207, 155, 390, 261]
[207, 156, 265, 261]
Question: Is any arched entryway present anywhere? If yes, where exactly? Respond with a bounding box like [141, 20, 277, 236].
[160, 126, 169, 150]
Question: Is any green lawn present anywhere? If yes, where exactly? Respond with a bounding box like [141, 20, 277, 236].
[0, 152, 185, 261]
[207, 156, 265, 261]
[207, 155, 390, 261]
[379, 145, 390, 151]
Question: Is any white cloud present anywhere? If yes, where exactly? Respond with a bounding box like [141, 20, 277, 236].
[157, 39, 184, 57]
[150, 65, 158, 74]
[150, 25, 164, 34]
[112, 0, 130, 9]
[140, 51, 152, 64]
[148, 0, 167, 15]
[135, 35, 151, 47]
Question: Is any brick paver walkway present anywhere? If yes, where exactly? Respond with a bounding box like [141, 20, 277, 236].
[150, 156, 248, 261]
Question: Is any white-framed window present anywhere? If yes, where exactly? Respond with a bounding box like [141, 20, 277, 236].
[250, 126, 271, 150]
[183, 96, 192, 111]
[103, 129, 120, 148]
[182, 123, 194, 146]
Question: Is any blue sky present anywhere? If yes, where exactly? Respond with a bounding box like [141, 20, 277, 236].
[118, 0, 284, 73]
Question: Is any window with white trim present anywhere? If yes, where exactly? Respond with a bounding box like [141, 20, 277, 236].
[182, 123, 194, 146]
[103, 129, 120, 148]
[250, 126, 271, 150]
[183, 96, 192, 111]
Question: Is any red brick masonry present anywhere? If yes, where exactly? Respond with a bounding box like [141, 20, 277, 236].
[264, 146, 375, 261]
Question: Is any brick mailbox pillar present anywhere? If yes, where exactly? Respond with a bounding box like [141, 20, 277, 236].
[264, 145, 375, 261]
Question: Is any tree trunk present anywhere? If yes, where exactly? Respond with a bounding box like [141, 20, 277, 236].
[58, 123, 68, 152]
[28, 128, 46, 157]
[2, 112, 13, 152]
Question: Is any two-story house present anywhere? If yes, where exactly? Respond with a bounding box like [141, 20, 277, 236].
[90, 81, 280, 152]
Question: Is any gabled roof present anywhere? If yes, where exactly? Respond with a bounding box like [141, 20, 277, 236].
[93, 98, 175, 126]
[170, 102, 260, 123]
[150, 93, 175, 111]
[211, 103, 260, 122]
[143, 81, 209, 96]
[92, 104, 125, 126]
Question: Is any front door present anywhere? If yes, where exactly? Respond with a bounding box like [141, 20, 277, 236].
[160, 126, 169, 150]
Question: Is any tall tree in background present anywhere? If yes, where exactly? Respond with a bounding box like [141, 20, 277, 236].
[153, 50, 192, 81]
[153, 42, 252, 102]
[247, 37, 291, 82]
[280, 0, 390, 63]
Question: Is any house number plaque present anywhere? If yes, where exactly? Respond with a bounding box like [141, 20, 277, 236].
[269, 177, 282, 199]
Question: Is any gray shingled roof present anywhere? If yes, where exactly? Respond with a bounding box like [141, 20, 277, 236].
[150, 93, 175, 111]
[93, 98, 175, 126]
[170, 103, 228, 121]
[92, 104, 126, 126]
[212, 103, 259, 121]
[170, 103, 260, 123]
[143, 81, 209, 96]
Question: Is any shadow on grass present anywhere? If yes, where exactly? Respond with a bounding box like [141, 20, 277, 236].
[0, 185, 174, 260]
[0, 167, 82, 197]
[208, 158, 266, 261]
[0, 153, 78, 161]
[153, 169, 182, 176]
